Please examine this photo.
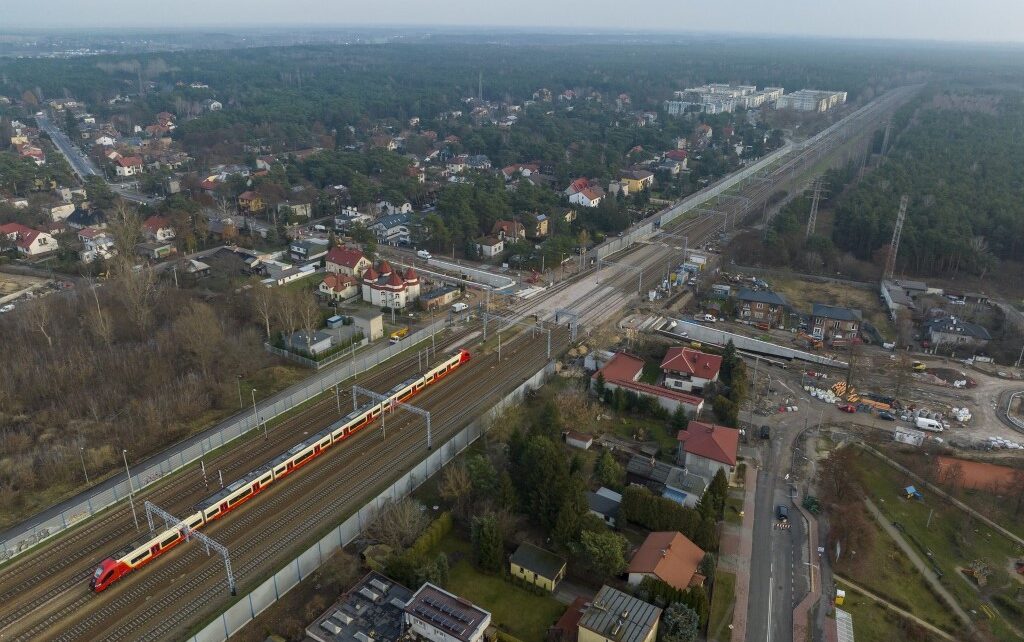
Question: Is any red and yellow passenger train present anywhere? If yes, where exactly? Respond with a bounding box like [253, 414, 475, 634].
[90, 348, 471, 592]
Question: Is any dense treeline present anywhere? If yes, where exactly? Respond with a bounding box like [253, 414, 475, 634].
[831, 89, 1024, 276]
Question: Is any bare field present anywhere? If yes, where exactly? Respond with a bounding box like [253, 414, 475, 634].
[0, 273, 46, 297]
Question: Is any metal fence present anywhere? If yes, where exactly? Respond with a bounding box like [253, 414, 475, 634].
[264, 337, 370, 370]
[186, 363, 553, 642]
[0, 320, 448, 562]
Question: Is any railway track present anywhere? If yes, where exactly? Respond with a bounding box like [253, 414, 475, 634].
[0, 324, 482, 638]
[32, 326, 563, 641]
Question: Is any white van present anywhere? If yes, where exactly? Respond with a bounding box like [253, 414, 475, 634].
[313, 224, 327, 233]
[915, 416, 944, 432]
[452, 302, 469, 313]
[417, 250, 432, 260]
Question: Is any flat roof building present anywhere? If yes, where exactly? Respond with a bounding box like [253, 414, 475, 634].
[578, 585, 661, 642]
[305, 571, 413, 642]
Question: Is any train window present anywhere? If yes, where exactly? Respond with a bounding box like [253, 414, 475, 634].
[129, 550, 149, 565]
[160, 533, 178, 548]
[229, 488, 252, 506]
[207, 507, 219, 517]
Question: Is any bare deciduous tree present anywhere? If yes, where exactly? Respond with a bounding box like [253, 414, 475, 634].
[440, 462, 473, 520]
[364, 498, 429, 550]
[250, 279, 276, 340]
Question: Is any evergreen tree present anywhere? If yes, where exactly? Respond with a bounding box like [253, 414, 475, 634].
[670, 405, 689, 432]
[595, 450, 625, 490]
[660, 603, 700, 642]
[471, 514, 504, 572]
[720, 340, 737, 385]
[593, 372, 606, 397]
[553, 476, 589, 547]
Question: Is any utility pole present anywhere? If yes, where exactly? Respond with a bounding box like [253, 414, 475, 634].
[79, 446, 90, 485]
[122, 449, 139, 530]
[805, 178, 825, 238]
[884, 195, 909, 281]
[236, 374, 243, 409]
[251, 389, 264, 438]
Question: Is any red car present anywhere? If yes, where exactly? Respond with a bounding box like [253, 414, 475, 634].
[838, 404, 857, 413]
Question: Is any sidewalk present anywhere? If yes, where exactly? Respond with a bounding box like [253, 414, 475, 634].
[792, 499, 821, 642]
[729, 464, 756, 642]
[834, 575, 957, 642]
[863, 497, 974, 629]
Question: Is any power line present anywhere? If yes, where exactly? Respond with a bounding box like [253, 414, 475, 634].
[884, 195, 909, 281]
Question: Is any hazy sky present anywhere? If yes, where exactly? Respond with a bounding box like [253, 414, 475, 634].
[6, 0, 1024, 44]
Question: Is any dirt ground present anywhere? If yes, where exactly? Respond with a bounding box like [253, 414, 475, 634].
[935, 456, 1022, 490]
[0, 273, 46, 297]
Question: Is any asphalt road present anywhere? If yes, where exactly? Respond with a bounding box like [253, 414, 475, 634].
[35, 113, 159, 205]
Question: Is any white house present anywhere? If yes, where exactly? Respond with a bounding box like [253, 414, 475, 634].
[569, 186, 605, 208]
[659, 347, 722, 395]
[376, 200, 413, 216]
[475, 237, 504, 258]
[360, 261, 421, 309]
[142, 216, 176, 242]
[404, 583, 491, 642]
[47, 203, 77, 221]
[0, 223, 57, 256]
[78, 227, 117, 263]
[675, 421, 739, 480]
[115, 156, 144, 177]
[370, 213, 412, 244]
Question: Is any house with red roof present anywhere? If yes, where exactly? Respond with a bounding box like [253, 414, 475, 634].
[142, 215, 175, 242]
[570, 186, 605, 208]
[592, 352, 703, 417]
[325, 246, 371, 278]
[563, 177, 591, 197]
[318, 273, 359, 302]
[676, 420, 739, 479]
[660, 347, 722, 394]
[491, 220, 526, 241]
[627, 531, 706, 592]
[360, 260, 421, 309]
[115, 156, 144, 177]
[0, 223, 57, 257]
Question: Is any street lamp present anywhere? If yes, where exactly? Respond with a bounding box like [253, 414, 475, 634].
[237, 374, 243, 409]
[122, 449, 139, 529]
[79, 446, 90, 485]
[252, 388, 266, 438]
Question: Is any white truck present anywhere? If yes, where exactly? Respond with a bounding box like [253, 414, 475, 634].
[451, 302, 469, 313]
[417, 250, 432, 259]
[914, 416, 944, 432]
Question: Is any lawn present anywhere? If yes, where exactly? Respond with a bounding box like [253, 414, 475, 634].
[770, 276, 894, 341]
[707, 570, 736, 642]
[836, 587, 945, 642]
[724, 492, 744, 525]
[851, 449, 1024, 640]
[607, 416, 679, 457]
[434, 534, 565, 642]
[831, 496, 960, 634]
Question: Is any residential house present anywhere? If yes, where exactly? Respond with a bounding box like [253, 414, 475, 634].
[476, 237, 504, 259]
[361, 261, 421, 309]
[466, 154, 492, 170]
[77, 227, 115, 263]
[551, 598, 588, 642]
[570, 186, 605, 208]
[676, 421, 739, 480]
[593, 352, 704, 416]
[619, 169, 655, 192]
[587, 487, 623, 528]
[255, 155, 276, 171]
[0, 223, 57, 256]
[369, 134, 397, 151]
[325, 246, 371, 277]
[318, 273, 359, 302]
[626, 531, 706, 591]
[491, 220, 526, 241]
[350, 311, 384, 341]
[659, 347, 722, 394]
[114, 156, 143, 177]
[182, 258, 211, 278]
[810, 303, 861, 340]
[509, 542, 566, 592]
[403, 583, 491, 642]
[305, 572, 413, 642]
[289, 238, 329, 262]
[577, 585, 661, 642]
[735, 289, 788, 326]
[922, 316, 991, 350]
[626, 455, 708, 508]
[47, 203, 77, 222]
[237, 191, 264, 214]
[376, 200, 413, 216]
[287, 330, 333, 356]
[370, 213, 412, 245]
[526, 213, 549, 239]
[142, 216, 176, 242]
[664, 149, 688, 164]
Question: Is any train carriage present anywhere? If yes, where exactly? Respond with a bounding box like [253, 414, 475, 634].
[90, 348, 471, 593]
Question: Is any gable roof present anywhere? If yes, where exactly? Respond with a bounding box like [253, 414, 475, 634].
[580, 186, 605, 201]
[142, 215, 170, 232]
[321, 273, 356, 292]
[509, 542, 565, 580]
[620, 169, 654, 181]
[116, 156, 143, 167]
[812, 303, 862, 322]
[676, 421, 739, 466]
[325, 246, 367, 269]
[923, 316, 991, 341]
[491, 220, 525, 236]
[592, 352, 644, 383]
[628, 531, 705, 591]
[736, 288, 787, 306]
[660, 347, 722, 380]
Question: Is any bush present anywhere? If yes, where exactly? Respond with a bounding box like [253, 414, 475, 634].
[408, 512, 453, 558]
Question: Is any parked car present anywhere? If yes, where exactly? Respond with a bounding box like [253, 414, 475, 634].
[838, 404, 856, 413]
[776, 505, 789, 522]
[879, 411, 896, 421]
